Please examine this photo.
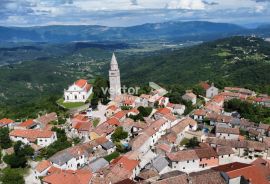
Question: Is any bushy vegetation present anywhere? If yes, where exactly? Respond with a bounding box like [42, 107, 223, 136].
[180, 137, 199, 148]
[0, 168, 25, 184]
[111, 127, 128, 142]
[104, 151, 120, 162]
[3, 141, 34, 168]
[224, 99, 270, 123]
[40, 127, 72, 158]
[129, 106, 153, 121]
[0, 127, 12, 149]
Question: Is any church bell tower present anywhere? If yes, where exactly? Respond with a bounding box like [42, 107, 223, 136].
[109, 53, 121, 100]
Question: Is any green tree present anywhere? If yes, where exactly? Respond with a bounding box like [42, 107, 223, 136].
[186, 137, 199, 148]
[1, 168, 25, 184]
[3, 141, 34, 168]
[138, 106, 152, 117]
[0, 127, 12, 149]
[111, 127, 128, 142]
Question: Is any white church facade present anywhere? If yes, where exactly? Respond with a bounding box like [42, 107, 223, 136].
[109, 53, 121, 100]
[64, 79, 93, 103]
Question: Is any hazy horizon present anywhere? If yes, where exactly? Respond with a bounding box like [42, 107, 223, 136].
[1, 0, 270, 27]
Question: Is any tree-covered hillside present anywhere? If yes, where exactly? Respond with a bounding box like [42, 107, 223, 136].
[120, 36, 270, 94]
[0, 36, 269, 119]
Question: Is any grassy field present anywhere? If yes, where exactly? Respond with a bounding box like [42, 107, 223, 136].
[56, 98, 85, 109]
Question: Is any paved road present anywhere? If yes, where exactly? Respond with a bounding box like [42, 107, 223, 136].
[24, 161, 40, 184]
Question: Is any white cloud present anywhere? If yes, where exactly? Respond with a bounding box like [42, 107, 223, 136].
[167, 0, 206, 10]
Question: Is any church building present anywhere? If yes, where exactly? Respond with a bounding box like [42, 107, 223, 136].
[64, 79, 93, 103]
[109, 53, 121, 100]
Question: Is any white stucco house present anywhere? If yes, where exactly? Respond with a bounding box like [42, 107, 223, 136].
[49, 145, 89, 170]
[216, 126, 240, 140]
[64, 79, 93, 103]
[9, 129, 57, 148]
[167, 150, 200, 173]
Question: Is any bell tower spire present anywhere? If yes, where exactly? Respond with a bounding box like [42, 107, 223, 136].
[109, 53, 121, 100]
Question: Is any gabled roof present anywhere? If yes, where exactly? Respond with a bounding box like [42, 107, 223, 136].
[216, 146, 234, 156]
[106, 117, 120, 126]
[113, 111, 126, 120]
[171, 117, 197, 134]
[212, 162, 269, 184]
[10, 129, 54, 142]
[88, 158, 109, 173]
[35, 112, 57, 125]
[156, 108, 171, 115]
[189, 169, 226, 184]
[42, 169, 93, 184]
[200, 82, 211, 90]
[216, 127, 240, 135]
[75, 79, 88, 88]
[194, 147, 218, 159]
[18, 119, 36, 128]
[0, 118, 14, 125]
[35, 160, 52, 173]
[167, 150, 199, 162]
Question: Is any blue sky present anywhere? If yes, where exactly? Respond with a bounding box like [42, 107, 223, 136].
[1, 0, 270, 27]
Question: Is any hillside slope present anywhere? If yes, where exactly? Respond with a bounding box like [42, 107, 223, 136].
[120, 36, 270, 92]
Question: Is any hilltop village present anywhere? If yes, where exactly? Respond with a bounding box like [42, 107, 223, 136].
[1, 53, 270, 184]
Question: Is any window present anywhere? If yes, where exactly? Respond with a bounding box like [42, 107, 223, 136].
[75, 95, 77, 100]
[187, 160, 189, 163]
[183, 167, 185, 169]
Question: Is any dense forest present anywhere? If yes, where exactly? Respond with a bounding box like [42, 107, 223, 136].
[120, 36, 270, 95]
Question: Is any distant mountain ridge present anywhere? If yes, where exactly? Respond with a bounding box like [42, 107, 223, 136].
[1, 21, 267, 43]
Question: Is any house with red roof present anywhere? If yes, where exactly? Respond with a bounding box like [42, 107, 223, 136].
[105, 105, 120, 117]
[9, 129, 57, 147]
[71, 114, 93, 139]
[200, 82, 219, 99]
[167, 150, 200, 173]
[42, 169, 93, 184]
[64, 79, 93, 103]
[182, 91, 197, 105]
[213, 162, 269, 184]
[35, 112, 58, 130]
[34, 160, 52, 179]
[0, 118, 15, 129]
[105, 156, 140, 183]
[15, 119, 38, 130]
[193, 109, 207, 121]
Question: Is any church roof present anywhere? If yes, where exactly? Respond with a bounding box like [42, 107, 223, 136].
[75, 79, 88, 88]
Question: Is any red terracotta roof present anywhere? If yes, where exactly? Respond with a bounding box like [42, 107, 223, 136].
[106, 105, 118, 111]
[200, 82, 210, 90]
[113, 111, 126, 120]
[10, 129, 54, 142]
[111, 156, 139, 172]
[106, 117, 120, 126]
[213, 162, 268, 184]
[35, 160, 52, 173]
[74, 121, 93, 131]
[0, 118, 14, 125]
[156, 108, 171, 115]
[43, 169, 93, 184]
[18, 119, 35, 128]
[75, 79, 88, 88]
[194, 109, 207, 116]
[167, 150, 199, 161]
[85, 84, 92, 92]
